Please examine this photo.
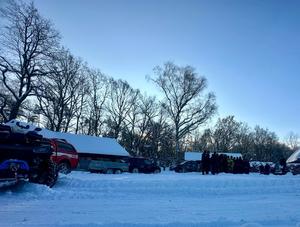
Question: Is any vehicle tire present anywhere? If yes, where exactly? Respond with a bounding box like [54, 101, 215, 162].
[58, 162, 71, 175]
[105, 169, 114, 174]
[132, 168, 139, 173]
[154, 168, 161, 174]
[114, 169, 122, 174]
[29, 160, 58, 188]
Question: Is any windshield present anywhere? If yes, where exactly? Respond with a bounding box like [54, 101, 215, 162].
[287, 150, 300, 163]
[180, 161, 188, 165]
[144, 159, 153, 165]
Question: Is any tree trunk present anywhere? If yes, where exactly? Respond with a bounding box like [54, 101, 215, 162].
[8, 101, 22, 121]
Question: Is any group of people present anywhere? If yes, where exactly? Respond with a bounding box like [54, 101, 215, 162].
[201, 150, 250, 175]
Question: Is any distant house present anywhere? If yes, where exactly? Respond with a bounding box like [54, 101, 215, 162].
[185, 151, 242, 161]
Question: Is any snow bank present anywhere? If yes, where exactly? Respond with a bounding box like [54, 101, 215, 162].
[1, 172, 300, 226]
[6, 120, 129, 156]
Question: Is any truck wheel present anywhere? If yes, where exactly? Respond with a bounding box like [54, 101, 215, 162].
[106, 169, 114, 174]
[58, 162, 71, 174]
[154, 168, 161, 174]
[132, 168, 139, 173]
[114, 169, 122, 174]
[29, 160, 58, 188]
[46, 160, 58, 187]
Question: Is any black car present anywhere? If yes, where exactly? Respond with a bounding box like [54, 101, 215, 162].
[125, 157, 161, 174]
[170, 160, 201, 173]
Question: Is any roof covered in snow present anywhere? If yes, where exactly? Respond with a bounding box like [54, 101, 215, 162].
[185, 151, 242, 161]
[5, 120, 129, 157]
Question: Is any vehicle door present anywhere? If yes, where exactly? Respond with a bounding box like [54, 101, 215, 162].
[56, 142, 77, 164]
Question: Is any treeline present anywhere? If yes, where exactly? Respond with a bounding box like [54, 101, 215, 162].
[190, 116, 293, 162]
[0, 1, 297, 164]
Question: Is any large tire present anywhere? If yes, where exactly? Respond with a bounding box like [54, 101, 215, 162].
[105, 169, 114, 174]
[114, 169, 122, 174]
[132, 168, 139, 173]
[29, 160, 58, 188]
[154, 168, 161, 174]
[58, 162, 71, 175]
[45, 160, 58, 187]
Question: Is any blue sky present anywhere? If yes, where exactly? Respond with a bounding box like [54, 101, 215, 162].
[30, 0, 300, 139]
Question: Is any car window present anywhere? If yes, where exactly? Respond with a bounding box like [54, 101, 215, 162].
[57, 142, 75, 152]
[144, 160, 152, 165]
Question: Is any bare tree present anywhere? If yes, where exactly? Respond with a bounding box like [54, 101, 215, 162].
[212, 116, 242, 152]
[285, 132, 300, 151]
[134, 96, 159, 152]
[35, 49, 86, 132]
[85, 69, 110, 136]
[0, 0, 59, 121]
[252, 126, 278, 161]
[146, 108, 175, 164]
[191, 128, 214, 151]
[122, 95, 159, 155]
[0, 85, 12, 122]
[105, 79, 140, 138]
[152, 62, 217, 157]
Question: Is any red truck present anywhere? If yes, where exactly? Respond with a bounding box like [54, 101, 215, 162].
[50, 139, 79, 174]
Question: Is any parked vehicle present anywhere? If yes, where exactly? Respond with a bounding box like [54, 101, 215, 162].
[170, 160, 201, 173]
[88, 159, 129, 174]
[287, 149, 300, 175]
[249, 161, 275, 173]
[0, 122, 58, 187]
[50, 139, 78, 174]
[125, 157, 161, 174]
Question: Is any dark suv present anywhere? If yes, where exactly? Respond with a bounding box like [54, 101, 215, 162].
[126, 157, 161, 174]
[170, 160, 201, 173]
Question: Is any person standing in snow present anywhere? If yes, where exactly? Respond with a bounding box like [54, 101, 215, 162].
[264, 163, 271, 175]
[211, 152, 218, 175]
[227, 157, 234, 173]
[279, 158, 287, 174]
[201, 151, 207, 175]
[202, 150, 210, 175]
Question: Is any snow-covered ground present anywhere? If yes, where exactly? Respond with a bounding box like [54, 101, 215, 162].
[1, 171, 300, 227]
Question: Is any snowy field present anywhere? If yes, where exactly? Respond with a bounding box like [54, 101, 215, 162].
[1, 171, 300, 227]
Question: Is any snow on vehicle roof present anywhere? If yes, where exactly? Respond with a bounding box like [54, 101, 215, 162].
[185, 151, 242, 161]
[6, 120, 129, 157]
[287, 149, 300, 163]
